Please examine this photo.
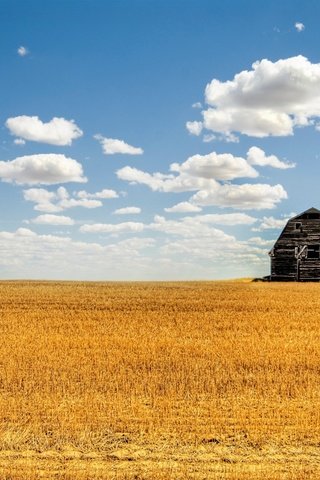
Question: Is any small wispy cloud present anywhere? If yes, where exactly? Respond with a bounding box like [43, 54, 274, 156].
[17, 46, 29, 57]
[186, 121, 203, 136]
[94, 134, 143, 155]
[13, 138, 26, 146]
[31, 214, 75, 226]
[113, 206, 141, 215]
[295, 22, 305, 32]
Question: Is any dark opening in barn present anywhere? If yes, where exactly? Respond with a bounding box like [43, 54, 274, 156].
[269, 208, 320, 281]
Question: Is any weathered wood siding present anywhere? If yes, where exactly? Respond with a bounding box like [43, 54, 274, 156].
[270, 211, 320, 281]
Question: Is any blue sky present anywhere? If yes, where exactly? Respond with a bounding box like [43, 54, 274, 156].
[0, 0, 319, 280]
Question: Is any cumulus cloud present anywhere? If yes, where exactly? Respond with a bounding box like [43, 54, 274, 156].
[59, 198, 102, 209]
[118, 147, 288, 196]
[203, 134, 216, 143]
[247, 236, 275, 247]
[247, 146, 295, 169]
[149, 215, 238, 238]
[80, 222, 144, 234]
[186, 121, 203, 136]
[0, 219, 268, 280]
[160, 236, 266, 265]
[0, 154, 86, 185]
[150, 213, 256, 237]
[23, 188, 60, 212]
[171, 151, 258, 180]
[0, 228, 159, 280]
[81, 213, 256, 239]
[77, 214, 258, 269]
[6, 116, 83, 146]
[76, 189, 118, 199]
[164, 202, 202, 213]
[191, 213, 256, 225]
[117, 146, 288, 210]
[116, 165, 214, 193]
[187, 55, 320, 138]
[146, 216, 268, 271]
[203, 132, 239, 143]
[17, 46, 29, 56]
[31, 214, 75, 225]
[295, 22, 305, 32]
[94, 134, 143, 155]
[113, 207, 141, 215]
[252, 215, 290, 231]
[192, 102, 202, 109]
[191, 183, 287, 210]
[22, 186, 119, 212]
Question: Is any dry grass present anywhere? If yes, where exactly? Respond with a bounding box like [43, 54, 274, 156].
[0, 280, 320, 478]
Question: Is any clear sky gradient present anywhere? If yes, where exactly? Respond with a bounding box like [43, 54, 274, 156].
[0, 0, 319, 280]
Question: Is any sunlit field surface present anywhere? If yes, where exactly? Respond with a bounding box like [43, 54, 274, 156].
[0, 280, 320, 479]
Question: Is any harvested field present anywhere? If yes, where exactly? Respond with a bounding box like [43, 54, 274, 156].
[0, 280, 320, 479]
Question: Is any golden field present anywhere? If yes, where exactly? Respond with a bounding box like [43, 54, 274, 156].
[0, 280, 320, 479]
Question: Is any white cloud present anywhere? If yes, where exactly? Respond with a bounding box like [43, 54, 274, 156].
[186, 121, 203, 136]
[203, 132, 239, 143]
[59, 198, 102, 209]
[150, 215, 238, 238]
[56, 186, 69, 200]
[203, 134, 216, 143]
[248, 236, 275, 247]
[192, 213, 256, 225]
[252, 215, 289, 231]
[149, 213, 256, 239]
[295, 22, 305, 32]
[189, 56, 320, 138]
[23, 188, 60, 212]
[82, 213, 256, 240]
[171, 151, 258, 180]
[191, 183, 287, 210]
[6, 116, 83, 146]
[192, 102, 202, 109]
[23, 186, 108, 212]
[14, 138, 26, 146]
[76, 189, 118, 199]
[164, 202, 202, 213]
[247, 146, 295, 169]
[159, 236, 268, 271]
[117, 146, 288, 210]
[0, 228, 154, 279]
[0, 221, 269, 280]
[80, 222, 144, 234]
[15, 227, 36, 237]
[17, 46, 29, 57]
[94, 134, 143, 155]
[116, 165, 214, 193]
[31, 214, 75, 225]
[224, 132, 239, 143]
[0, 154, 86, 185]
[118, 147, 287, 194]
[113, 207, 141, 215]
[149, 214, 256, 238]
[106, 237, 155, 256]
[147, 216, 267, 269]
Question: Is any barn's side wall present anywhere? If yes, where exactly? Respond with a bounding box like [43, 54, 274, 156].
[271, 216, 320, 281]
[271, 256, 297, 280]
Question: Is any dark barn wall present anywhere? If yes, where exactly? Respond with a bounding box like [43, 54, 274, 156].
[270, 209, 320, 281]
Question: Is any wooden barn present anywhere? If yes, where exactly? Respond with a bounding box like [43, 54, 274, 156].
[269, 208, 320, 281]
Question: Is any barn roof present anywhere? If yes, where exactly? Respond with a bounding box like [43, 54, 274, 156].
[271, 208, 320, 251]
[291, 207, 320, 220]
